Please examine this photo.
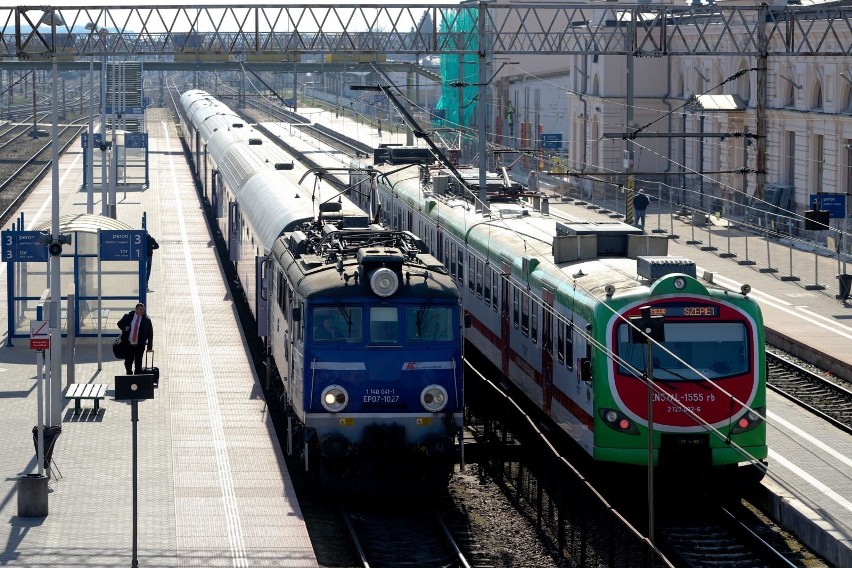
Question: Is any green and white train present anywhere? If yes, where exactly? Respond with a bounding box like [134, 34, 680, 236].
[350, 162, 767, 478]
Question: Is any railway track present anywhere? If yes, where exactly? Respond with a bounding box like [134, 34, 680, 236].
[658, 506, 799, 568]
[341, 505, 476, 568]
[767, 351, 852, 435]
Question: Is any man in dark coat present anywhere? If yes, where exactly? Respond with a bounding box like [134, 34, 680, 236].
[117, 303, 154, 374]
[633, 188, 651, 230]
[146, 234, 159, 291]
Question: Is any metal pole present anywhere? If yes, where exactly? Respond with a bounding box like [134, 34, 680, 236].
[50, 50, 63, 427]
[478, 0, 489, 215]
[131, 398, 139, 568]
[87, 57, 94, 214]
[647, 338, 654, 548]
[36, 349, 44, 477]
[101, 54, 108, 216]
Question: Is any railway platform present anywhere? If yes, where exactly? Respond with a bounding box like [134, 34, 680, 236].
[0, 107, 318, 566]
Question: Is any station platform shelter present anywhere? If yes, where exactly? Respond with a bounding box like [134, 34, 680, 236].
[3, 212, 149, 343]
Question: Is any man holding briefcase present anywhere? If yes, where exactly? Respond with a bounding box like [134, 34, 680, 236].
[117, 303, 154, 376]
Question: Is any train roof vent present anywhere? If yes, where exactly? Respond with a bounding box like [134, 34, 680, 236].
[636, 256, 696, 281]
[339, 215, 369, 229]
[356, 247, 405, 268]
[556, 221, 642, 257]
[248, 138, 262, 145]
[232, 123, 244, 128]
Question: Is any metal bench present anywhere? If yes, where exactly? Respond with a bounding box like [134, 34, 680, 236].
[64, 383, 108, 415]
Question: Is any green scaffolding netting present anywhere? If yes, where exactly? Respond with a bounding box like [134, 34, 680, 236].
[435, 7, 478, 130]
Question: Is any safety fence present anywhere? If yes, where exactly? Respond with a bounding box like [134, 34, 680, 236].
[555, 178, 852, 302]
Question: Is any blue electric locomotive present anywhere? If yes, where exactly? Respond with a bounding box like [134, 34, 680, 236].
[178, 90, 466, 488]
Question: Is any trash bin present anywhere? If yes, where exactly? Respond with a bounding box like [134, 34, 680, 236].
[837, 274, 852, 302]
[17, 473, 48, 517]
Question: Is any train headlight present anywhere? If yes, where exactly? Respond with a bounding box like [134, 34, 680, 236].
[673, 276, 687, 290]
[370, 268, 399, 297]
[730, 406, 765, 434]
[321, 385, 349, 413]
[421, 385, 449, 412]
[598, 408, 640, 435]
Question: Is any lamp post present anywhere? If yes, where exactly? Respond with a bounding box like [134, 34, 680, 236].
[84, 22, 99, 214]
[99, 27, 109, 217]
[40, 8, 65, 426]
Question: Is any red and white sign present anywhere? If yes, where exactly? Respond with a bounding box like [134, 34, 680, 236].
[30, 320, 49, 350]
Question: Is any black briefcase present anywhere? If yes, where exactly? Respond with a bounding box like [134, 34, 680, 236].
[141, 350, 160, 387]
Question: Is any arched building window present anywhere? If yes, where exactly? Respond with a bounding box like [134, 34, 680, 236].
[811, 80, 823, 110]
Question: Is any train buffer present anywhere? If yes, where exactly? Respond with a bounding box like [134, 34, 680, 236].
[64, 383, 108, 415]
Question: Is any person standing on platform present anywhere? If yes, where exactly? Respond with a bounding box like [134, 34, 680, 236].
[633, 188, 650, 231]
[146, 233, 159, 292]
[117, 303, 154, 375]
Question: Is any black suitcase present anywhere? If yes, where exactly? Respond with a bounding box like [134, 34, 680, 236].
[141, 350, 160, 387]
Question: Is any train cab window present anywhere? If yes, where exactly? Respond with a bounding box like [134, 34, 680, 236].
[558, 321, 574, 368]
[369, 307, 399, 344]
[297, 301, 305, 343]
[312, 306, 363, 342]
[616, 322, 748, 380]
[406, 306, 454, 341]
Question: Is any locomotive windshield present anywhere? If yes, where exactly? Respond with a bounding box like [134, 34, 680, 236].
[312, 305, 456, 344]
[312, 307, 363, 342]
[616, 322, 749, 380]
[406, 306, 454, 342]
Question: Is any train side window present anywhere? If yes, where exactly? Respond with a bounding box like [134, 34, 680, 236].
[513, 286, 520, 329]
[297, 301, 304, 343]
[277, 271, 285, 310]
[370, 306, 399, 344]
[483, 265, 491, 307]
[457, 248, 464, 284]
[450, 242, 457, 277]
[521, 292, 530, 336]
[475, 258, 483, 299]
[557, 320, 565, 364]
[492, 271, 499, 312]
[566, 323, 574, 370]
[468, 254, 475, 292]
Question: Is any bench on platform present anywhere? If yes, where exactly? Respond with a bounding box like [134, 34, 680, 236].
[64, 383, 108, 415]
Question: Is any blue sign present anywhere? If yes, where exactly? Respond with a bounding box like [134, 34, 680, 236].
[125, 133, 148, 149]
[81, 132, 104, 148]
[2, 231, 49, 262]
[99, 230, 146, 261]
[809, 193, 847, 219]
[283, 98, 295, 108]
[541, 133, 563, 150]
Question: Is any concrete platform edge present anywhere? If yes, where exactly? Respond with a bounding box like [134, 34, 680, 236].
[754, 478, 852, 568]
[766, 326, 852, 383]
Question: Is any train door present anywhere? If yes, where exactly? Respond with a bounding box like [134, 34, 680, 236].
[499, 258, 512, 375]
[256, 257, 268, 337]
[228, 202, 240, 263]
[541, 288, 555, 415]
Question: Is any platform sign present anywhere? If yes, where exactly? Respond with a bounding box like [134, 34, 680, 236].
[81, 132, 104, 149]
[104, 105, 145, 117]
[99, 230, 146, 261]
[2, 231, 49, 262]
[30, 320, 49, 350]
[809, 193, 847, 219]
[124, 133, 148, 149]
[541, 133, 562, 150]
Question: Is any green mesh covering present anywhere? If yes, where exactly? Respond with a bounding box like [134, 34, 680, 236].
[435, 7, 478, 129]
